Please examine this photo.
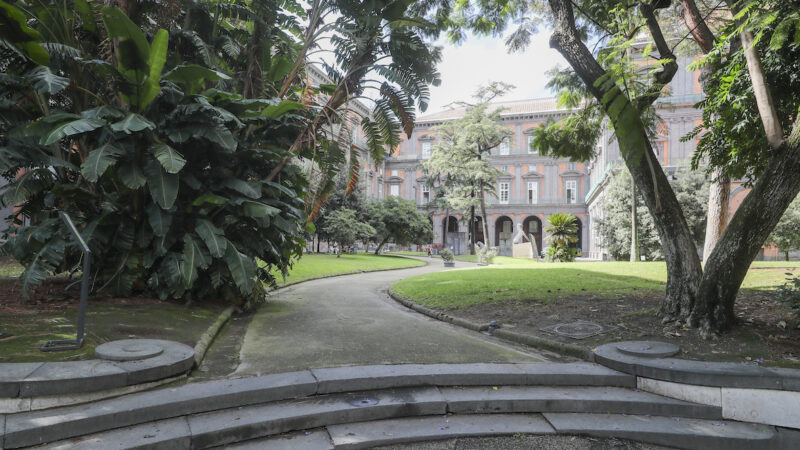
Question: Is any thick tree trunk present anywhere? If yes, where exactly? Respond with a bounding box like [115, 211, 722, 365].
[374, 236, 390, 255]
[703, 170, 730, 263]
[694, 124, 800, 333]
[548, 0, 704, 324]
[630, 177, 639, 262]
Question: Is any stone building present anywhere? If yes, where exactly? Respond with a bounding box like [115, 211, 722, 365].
[375, 56, 706, 257]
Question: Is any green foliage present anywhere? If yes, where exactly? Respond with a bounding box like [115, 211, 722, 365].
[687, 0, 800, 181]
[544, 213, 578, 262]
[776, 273, 800, 319]
[368, 196, 434, 253]
[595, 165, 709, 261]
[423, 86, 511, 218]
[767, 194, 800, 260]
[0, 2, 309, 306]
[322, 208, 376, 252]
[439, 248, 454, 262]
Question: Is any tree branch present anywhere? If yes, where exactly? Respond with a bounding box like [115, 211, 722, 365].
[633, 1, 678, 110]
[677, 0, 717, 53]
[728, 0, 784, 149]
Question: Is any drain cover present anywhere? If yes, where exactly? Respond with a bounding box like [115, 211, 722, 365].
[540, 321, 617, 340]
[347, 396, 379, 407]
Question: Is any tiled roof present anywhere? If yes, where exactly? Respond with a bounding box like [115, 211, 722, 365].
[417, 97, 565, 122]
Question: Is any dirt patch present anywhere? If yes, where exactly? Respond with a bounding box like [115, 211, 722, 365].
[0, 278, 224, 362]
[442, 290, 800, 368]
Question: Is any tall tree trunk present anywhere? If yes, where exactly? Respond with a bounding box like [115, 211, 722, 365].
[469, 189, 476, 255]
[694, 118, 800, 333]
[480, 193, 490, 247]
[703, 170, 730, 263]
[630, 176, 640, 262]
[548, 0, 704, 324]
[374, 236, 390, 255]
[442, 207, 449, 249]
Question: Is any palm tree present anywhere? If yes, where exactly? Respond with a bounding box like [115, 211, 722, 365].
[545, 213, 579, 262]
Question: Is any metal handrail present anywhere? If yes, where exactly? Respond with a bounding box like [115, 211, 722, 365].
[41, 211, 91, 352]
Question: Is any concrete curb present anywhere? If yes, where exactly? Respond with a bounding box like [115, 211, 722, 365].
[193, 306, 235, 368]
[270, 256, 428, 292]
[387, 289, 591, 360]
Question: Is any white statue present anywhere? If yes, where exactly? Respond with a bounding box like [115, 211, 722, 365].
[512, 223, 529, 244]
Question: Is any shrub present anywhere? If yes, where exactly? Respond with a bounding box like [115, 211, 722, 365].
[776, 273, 800, 319]
[439, 248, 454, 262]
[544, 213, 579, 262]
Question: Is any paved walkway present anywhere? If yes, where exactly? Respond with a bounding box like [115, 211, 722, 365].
[236, 258, 545, 376]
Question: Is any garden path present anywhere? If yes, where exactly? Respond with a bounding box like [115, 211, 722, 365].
[235, 257, 546, 376]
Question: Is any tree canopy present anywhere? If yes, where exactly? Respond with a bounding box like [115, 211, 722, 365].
[0, 0, 444, 306]
[368, 196, 433, 254]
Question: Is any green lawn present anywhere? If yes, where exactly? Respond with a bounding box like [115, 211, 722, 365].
[392, 260, 800, 309]
[388, 251, 428, 256]
[270, 253, 425, 284]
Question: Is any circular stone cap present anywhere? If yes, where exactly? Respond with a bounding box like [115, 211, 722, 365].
[615, 341, 680, 358]
[95, 339, 165, 361]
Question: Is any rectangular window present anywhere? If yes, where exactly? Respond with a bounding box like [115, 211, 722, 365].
[499, 138, 510, 155]
[500, 165, 508, 172]
[568, 162, 576, 171]
[527, 181, 538, 204]
[499, 182, 510, 204]
[391, 169, 398, 177]
[421, 185, 430, 203]
[566, 180, 577, 204]
[390, 184, 400, 197]
[527, 135, 537, 154]
[421, 141, 432, 158]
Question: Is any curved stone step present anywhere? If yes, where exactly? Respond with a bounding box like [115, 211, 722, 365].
[441, 386, 721, 419]
[543, 412, 776, 450]
[25, 384, 724, 450]
[327, 414, 554, 449]
[0, 363, 631, 448]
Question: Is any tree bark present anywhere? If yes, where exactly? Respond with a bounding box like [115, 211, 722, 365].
[703, 169, 730, 263]
[442, 207, 449, 248]
[548, 0, 704, 324]
[480, 193, 490, 247]
[693, 119, 800, 333]
[374, 236, 390, 255]
[630, 176, 639, 262]
[469, 189, 476, 255]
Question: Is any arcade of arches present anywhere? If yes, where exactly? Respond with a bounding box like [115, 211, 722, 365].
[434, 213, 586, 257]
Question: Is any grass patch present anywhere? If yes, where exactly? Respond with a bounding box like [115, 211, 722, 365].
[387, 251, 428, 256]
[0, 303, 220, 362]
[269, 253, 425, 284]
[392, 261, 800, 310]
[0, 261, 24, 278]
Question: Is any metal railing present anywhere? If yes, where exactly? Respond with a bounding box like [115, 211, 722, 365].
[41, 211, 91, 352]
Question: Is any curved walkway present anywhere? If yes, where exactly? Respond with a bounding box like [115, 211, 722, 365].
[236, 258, 545, 376]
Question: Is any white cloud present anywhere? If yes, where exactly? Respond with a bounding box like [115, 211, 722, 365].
[423, 30, 567, 115]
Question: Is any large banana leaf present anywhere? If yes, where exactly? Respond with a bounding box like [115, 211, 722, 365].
[224, 240, 255, 294]
[81, 143, 124, 182]
[145, 160, 179, 209]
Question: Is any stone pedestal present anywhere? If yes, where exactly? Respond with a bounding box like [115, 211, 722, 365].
[512, 243, 534, 259]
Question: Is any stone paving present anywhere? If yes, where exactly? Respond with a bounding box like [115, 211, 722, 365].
[236, 258, 545, 376]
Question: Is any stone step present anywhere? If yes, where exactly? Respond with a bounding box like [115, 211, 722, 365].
[28, 384, 726, 450]
[543, 412, 777, 450]
[0, 363, 631, 448]
[441, 386, 722, 419]
[327, 414, 555, 449]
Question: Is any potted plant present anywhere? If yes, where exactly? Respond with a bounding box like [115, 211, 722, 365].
[440, 248, 455, 267]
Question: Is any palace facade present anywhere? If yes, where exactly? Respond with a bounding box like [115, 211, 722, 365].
[367, 56, 708, 258]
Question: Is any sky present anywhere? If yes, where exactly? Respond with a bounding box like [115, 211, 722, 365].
[421, 30, 568, 116]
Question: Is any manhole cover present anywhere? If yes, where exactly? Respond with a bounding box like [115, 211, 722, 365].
[347, 396, 379, 407]
[540, 321, 617, 340]
[95, 339, 164, 361]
